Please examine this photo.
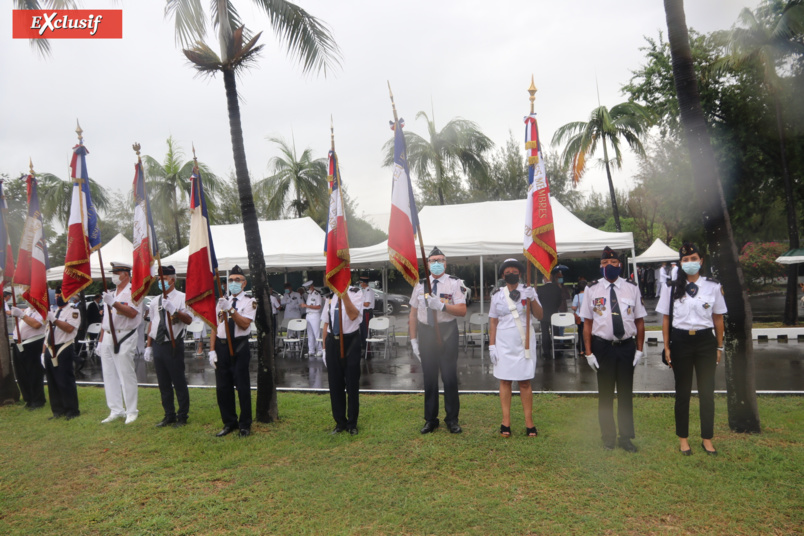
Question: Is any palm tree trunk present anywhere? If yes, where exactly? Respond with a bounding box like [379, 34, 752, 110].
[222, 68, 278, 422]
[664, 0, 760, 433]
[601, 138, 622, 232]
[772, 94, 800, 326]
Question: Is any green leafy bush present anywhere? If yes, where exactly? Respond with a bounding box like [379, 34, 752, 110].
[739, 241, 787, 290]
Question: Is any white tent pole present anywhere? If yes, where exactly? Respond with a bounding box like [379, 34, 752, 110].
[382, 265, 388, 316]
[479, 255, 484, 315]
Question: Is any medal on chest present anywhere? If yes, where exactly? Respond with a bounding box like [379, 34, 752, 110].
[592, 297, 606, 316]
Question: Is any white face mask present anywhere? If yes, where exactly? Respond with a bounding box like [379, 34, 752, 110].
[111, 274, 122, 286]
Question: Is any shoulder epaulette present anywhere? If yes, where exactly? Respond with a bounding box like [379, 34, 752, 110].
[705, 277, 720, 284]
[449, 275, 459, 280]
[492, 288, 500, 296]
[626, 279, 638, 286]
[349, 286, 360, 292]
[587, 280, 600, 287]
[419, 278, 427, 284]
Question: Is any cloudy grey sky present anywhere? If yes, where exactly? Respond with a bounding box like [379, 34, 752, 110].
[1, 1, 751, 226]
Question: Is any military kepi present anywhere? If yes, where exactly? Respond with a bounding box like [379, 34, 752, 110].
[499, 258, 525, 277]
[110, 261, 132, 272]
[601, 246, 618, 260]
[428, 246, 444, 258]
[230, 265, 245, 276]
[160, 265, 176, 276]
[679, 242, 700, 259]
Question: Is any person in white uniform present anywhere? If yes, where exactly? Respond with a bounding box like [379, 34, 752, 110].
[281, 283, 303, 320]
[488, 259, 543, 438]
[9, 301, 46, 409]
[657, 243, 727, 456]
[42, 288, 82, 419]
[99, 262, 144, 424]
[301, 281, 323, 356]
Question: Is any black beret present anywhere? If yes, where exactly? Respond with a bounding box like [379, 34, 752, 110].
[230, 265, 245, 276]
[679, 242, 700, 259]
[428, 246, 445, 258]
[601, 246, 618, 260]
[161, 265, 176, 276]
[499, 258, 525, 277]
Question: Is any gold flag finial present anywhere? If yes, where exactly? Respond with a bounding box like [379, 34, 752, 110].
[192, 143, 197, 162]
[387, 81, 399, 123]
[330, 115, 335, 152]
[76, 119, 83, 144]
[132, 142, 141, 158]
[29, 157, 34, 175]
[528, 75, 538, 114]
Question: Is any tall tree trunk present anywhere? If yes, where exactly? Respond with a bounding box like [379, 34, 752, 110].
[0, 310, 20, 404]
[601, 138, 622, 232]
[773, 94, 800, 326]
[222, 68, 277, 422]
[664, 0, 760, 433]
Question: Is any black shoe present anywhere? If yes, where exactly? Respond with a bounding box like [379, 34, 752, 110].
[156, 416, 177, 428]
[603, 439, 616, 450]
[331, 425, 347, 435]
[65, 412, 80, 421]
[215, 425, 237, 437]
[48, 414, 64, 420]
[680, 448, 692, 456]
[173, 417, 188, 428]
[525, 427, 538, 437]
[446, 422, 462, 434]
[420, 421, 439, 434]
[348, 427, 358, 436]
[701, 441, 717, 456]
[618, 438, 638, 453]
[239, 428, 251, 437]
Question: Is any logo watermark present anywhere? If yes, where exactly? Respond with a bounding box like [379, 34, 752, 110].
[13, 10, 123, 39]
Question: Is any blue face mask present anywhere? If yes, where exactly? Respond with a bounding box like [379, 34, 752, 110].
[682, 262, 701, 275]
[557, 278, 564, 284]
[600, 264, 621, 281]
[158, 280, 171, 292]
[284, 289, 290, 295]
[229, 282, 242, 295]
[430, 262, 445, 276]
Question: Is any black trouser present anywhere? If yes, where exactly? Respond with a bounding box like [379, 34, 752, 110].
[325, 331, 361, 428]
[670, 329, 717, 440]
[592, 336, 636, 443]
[576, 321, 585, 354]
[12, 338, 46, 408]
[44, 343, 80, 417]
[153, 339, 189, 420]
[418, 320, 460, 425]
[360, 309, 374, 349]
[215, 336, 252, 430]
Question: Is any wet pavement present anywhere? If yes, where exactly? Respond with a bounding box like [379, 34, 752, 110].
[71, 295, 804, 393]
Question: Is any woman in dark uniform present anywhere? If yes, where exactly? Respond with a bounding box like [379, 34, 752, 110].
[656, 243, 727, 456]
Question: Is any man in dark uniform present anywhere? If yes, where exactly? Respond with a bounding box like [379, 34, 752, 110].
[144, 266, 194, 428]
[409, 247, 467, 434]
[208, 265, 256, 437]
[579, 246, 647, 452]
[42, 288, 81, 419]
[321, 284, 364, 435]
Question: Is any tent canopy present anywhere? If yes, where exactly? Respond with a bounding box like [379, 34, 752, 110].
[349, 198, 634, 268]
[775, 248, 804, 265]
[629, 238, 678, 264]
[47, 233, 133, 282]
[163, 217, 327, 274]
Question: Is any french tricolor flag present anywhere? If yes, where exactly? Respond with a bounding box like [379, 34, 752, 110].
[522, 113, 557, 278]
[185, 168, 218, 329]
[324, 150, 351, 297]
[131, 160, 158, 306]
[14, 174, 50, 319]
[387, 119, 420, 287]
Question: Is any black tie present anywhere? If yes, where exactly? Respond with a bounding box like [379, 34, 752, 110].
[332, 299, 341, 336]
[56, 308, 62, 320]
[610, 283, 625, 340]
[686, 282, 698, 298]
[228, 297, 238, 340]
[156, 297, 169, 344]
[427, 278, 439, 326]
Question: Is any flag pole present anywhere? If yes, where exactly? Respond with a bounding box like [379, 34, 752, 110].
[6, 174, 22, 345]
[193, 144, 234, 356]
[134, 142, 174, 348]
[387, 82, 441, 344]
[331, 118, 346, 360]
[524, 76, 538, 351]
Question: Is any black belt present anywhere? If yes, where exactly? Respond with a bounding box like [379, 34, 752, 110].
[329, 331, 358, 340]
[672, 328, 713, 336]
[593, 335, 634, 346]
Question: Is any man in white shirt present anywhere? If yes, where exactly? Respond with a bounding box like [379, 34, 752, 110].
[99, 262, 144, 425]
[9, 299, 46, 409]
[42, 287, 82, 419]
[301, 281, 323, 357]
[144, 266, 194, 428]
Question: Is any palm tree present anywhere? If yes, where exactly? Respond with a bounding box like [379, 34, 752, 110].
[142, 136, 221, 253]
[254, 137, 328, 220]
[165, 0, 340, 422]
[38, 173, 110, 227]
[716, 1, 804, 326]
[14, 0, 79, 57]
[552, 103, 653, 232]
[382, 111, 493, 205]
[664, 0, 760, 433]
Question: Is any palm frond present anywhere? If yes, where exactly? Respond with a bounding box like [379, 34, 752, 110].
[166, 0, 207, 49]
[183, 41, 223, 74]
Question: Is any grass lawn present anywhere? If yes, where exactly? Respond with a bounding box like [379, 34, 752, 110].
[1, 388, 802, 535]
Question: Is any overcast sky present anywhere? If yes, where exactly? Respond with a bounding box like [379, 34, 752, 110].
[1, 1, 752, 227]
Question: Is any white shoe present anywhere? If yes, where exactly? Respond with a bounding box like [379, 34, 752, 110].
[101, 413, 125, 424]
[124, 414, 138, 424]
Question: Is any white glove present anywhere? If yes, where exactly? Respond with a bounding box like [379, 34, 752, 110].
[208, 350, 217, 368]
[47, 311, 57, 323]
[162, 300, 177, 315]
[41, 353, 45, 367]
[144, 347, 153, 362]
[521, 286, 538, 301]
[102, 291, 116, 306]
[217, 297, 232, 311]
[321, 349, 327, 367]
[427, 296, 444, 311]
[586, 353, 600, 370]
[10, 307, 24, 318]
[489, 345, 499, 366]
[633, 350, 644, 367]
[410, 339, 421, 361]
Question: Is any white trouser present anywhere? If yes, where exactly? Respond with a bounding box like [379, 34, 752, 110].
[100, 331, 139, 417]
[306, 314, 321, 355]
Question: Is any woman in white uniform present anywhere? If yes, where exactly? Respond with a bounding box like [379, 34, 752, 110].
[488, 258, 544, 437]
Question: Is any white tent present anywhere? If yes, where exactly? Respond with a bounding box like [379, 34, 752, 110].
[628, 238, 678, 264]
[162, 217, 327, 274]
[775, 248, 804, 265]
[46, 233, 134, 282]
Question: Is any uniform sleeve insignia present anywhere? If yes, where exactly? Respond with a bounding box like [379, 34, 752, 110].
[72, 312, 79, 319]
[720, 286, 725, 296]
[252, 302, 257, 309]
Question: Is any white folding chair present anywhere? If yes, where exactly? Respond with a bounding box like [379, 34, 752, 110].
[550, 312, 578, 360]
[365, 317, 391, 360]
[282, 318, 308, 359]
[316, 317, 326, 349]
[77, 322, 102, 364]
[464, 313, 488, 350]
